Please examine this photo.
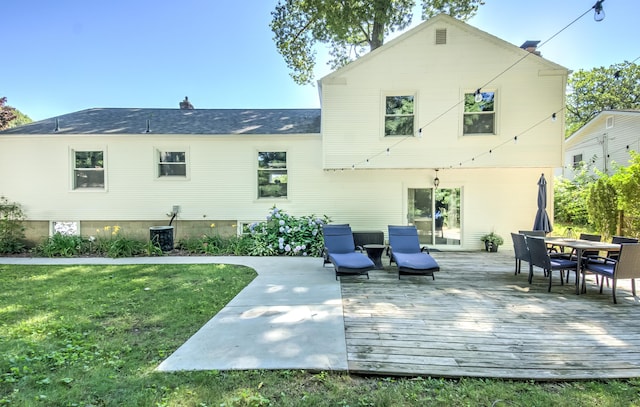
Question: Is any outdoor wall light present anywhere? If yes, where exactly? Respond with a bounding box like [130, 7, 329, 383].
[593, 0, 605, 22]
[433, 169, 440, 189]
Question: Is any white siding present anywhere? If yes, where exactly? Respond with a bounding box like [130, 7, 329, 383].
[564, 112, 640, 178]
[320, 16, 567, 171]
[0, 133, 551, 250]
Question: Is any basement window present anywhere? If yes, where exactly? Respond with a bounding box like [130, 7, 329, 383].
[52, 221, 79, 236]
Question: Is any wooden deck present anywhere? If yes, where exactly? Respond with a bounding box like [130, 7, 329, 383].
[340, 250, 640, 380]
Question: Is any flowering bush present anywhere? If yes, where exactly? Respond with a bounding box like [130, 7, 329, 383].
[246, 206, 330, 256]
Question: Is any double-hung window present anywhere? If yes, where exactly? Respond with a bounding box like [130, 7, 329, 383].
[73, 150, 104, 189]
[258, 152, 287, 198]
[385, 95, 415, 136]
[463, 91, 495, 135]
[158, 150, 187, 177]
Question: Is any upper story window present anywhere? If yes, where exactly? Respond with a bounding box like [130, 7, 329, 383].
[73, 150, 104, 189]
[385, 95, 415, 136]
[463, 91, 495, 135]
[258, 152, 287, 198]
[158, 150, 187, 177]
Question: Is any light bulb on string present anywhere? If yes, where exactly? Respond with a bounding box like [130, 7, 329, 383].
[386, 148, 390, 156]
[514, 136, 518, 144]
[351, 164, 355, 170]
[474, 88, 483, 103]
[593, 0, 605, 21]
[551, 113, 557, 122]
[418, 128, 422, 138]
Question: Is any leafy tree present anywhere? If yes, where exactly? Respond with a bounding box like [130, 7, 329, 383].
[0, 196, 26, 253]
[554, 163, 596, 225]
[610, 151, 640, 237]
[586, 176, 618, 240]
[271, 0, 485, 85]
[0, 97, 32, 130]
[0, 97, 17, 130]
[566, 62, 640, 136]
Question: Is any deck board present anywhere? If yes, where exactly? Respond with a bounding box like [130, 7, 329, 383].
[340, 250, 640, 379]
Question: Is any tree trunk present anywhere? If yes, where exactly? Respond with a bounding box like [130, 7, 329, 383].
[369, 0, 390, 50]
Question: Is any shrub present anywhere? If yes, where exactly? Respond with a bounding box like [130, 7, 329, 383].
[34, 226, 151, 258]
[34, 233, 86, 257]
[587, 177, 619, 240]
[0, 196, 26, 253]
[90, 226, 147, 258]
[554, 167, 594, 225]
[247, 206, 330, 256]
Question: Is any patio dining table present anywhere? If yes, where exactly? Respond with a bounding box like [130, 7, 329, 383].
[544, 237, 620, 295]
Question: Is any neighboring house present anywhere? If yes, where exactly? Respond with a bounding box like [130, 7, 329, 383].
[563, 110, 640, 178]
[0, 14, 568, 250]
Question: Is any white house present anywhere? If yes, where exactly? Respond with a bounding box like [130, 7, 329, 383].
[563, 110, 640, 178]
[0, 14, 568, 250]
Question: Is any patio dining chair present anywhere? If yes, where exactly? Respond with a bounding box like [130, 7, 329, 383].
[582, 243, 640, 304]
[518, 230, 545, 237]
[511, 232, 529, 275]
[557, 233, 602, 283]
[388, 225, 440, 280]
[585, 236, 639, 289]
[526, 236, 578, 292]
[322, 224, 374, 280]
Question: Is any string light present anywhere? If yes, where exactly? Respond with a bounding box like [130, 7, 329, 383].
[514, 136, 518, 144]
[593, 0, 605, 22]
[418, 128, 423, 138]
[386, 148, 390, 156]
[474, 89, 483, 103]
[552, 113, 557, 122]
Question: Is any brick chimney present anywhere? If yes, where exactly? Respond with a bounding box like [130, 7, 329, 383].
[179, 96, 194, 110]
[520, 40, 541, 56]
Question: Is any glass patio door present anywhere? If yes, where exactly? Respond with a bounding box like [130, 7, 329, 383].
[408, 188, 461, 246]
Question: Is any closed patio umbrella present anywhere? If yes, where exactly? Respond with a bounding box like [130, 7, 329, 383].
[533, 173, 553, 233]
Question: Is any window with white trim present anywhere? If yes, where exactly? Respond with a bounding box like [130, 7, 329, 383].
[157, 150, 187, 177]
[385, 95, 415, 136]
[258, 152, 287, 198]
[463, 91, 495, 135]
[73, 150, 104, 189]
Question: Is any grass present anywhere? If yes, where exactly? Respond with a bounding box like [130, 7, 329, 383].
[2, 263, 640, 406]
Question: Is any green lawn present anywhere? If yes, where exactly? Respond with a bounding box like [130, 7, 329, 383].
[1, 263, 639, 406]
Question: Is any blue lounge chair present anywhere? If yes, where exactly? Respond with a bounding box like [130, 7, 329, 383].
[322, 224, 374, 280]
[388, 225, 440, 279]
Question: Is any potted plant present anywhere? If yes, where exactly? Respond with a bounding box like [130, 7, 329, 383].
[481, 232, 504, 252]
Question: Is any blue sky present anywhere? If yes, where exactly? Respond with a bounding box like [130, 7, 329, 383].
[2, 0, 638, 121]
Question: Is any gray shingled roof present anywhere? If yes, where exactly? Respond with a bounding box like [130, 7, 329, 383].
[0, 108, 321, 135]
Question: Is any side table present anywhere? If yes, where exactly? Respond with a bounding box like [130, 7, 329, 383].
[363, 244, 386, 269]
